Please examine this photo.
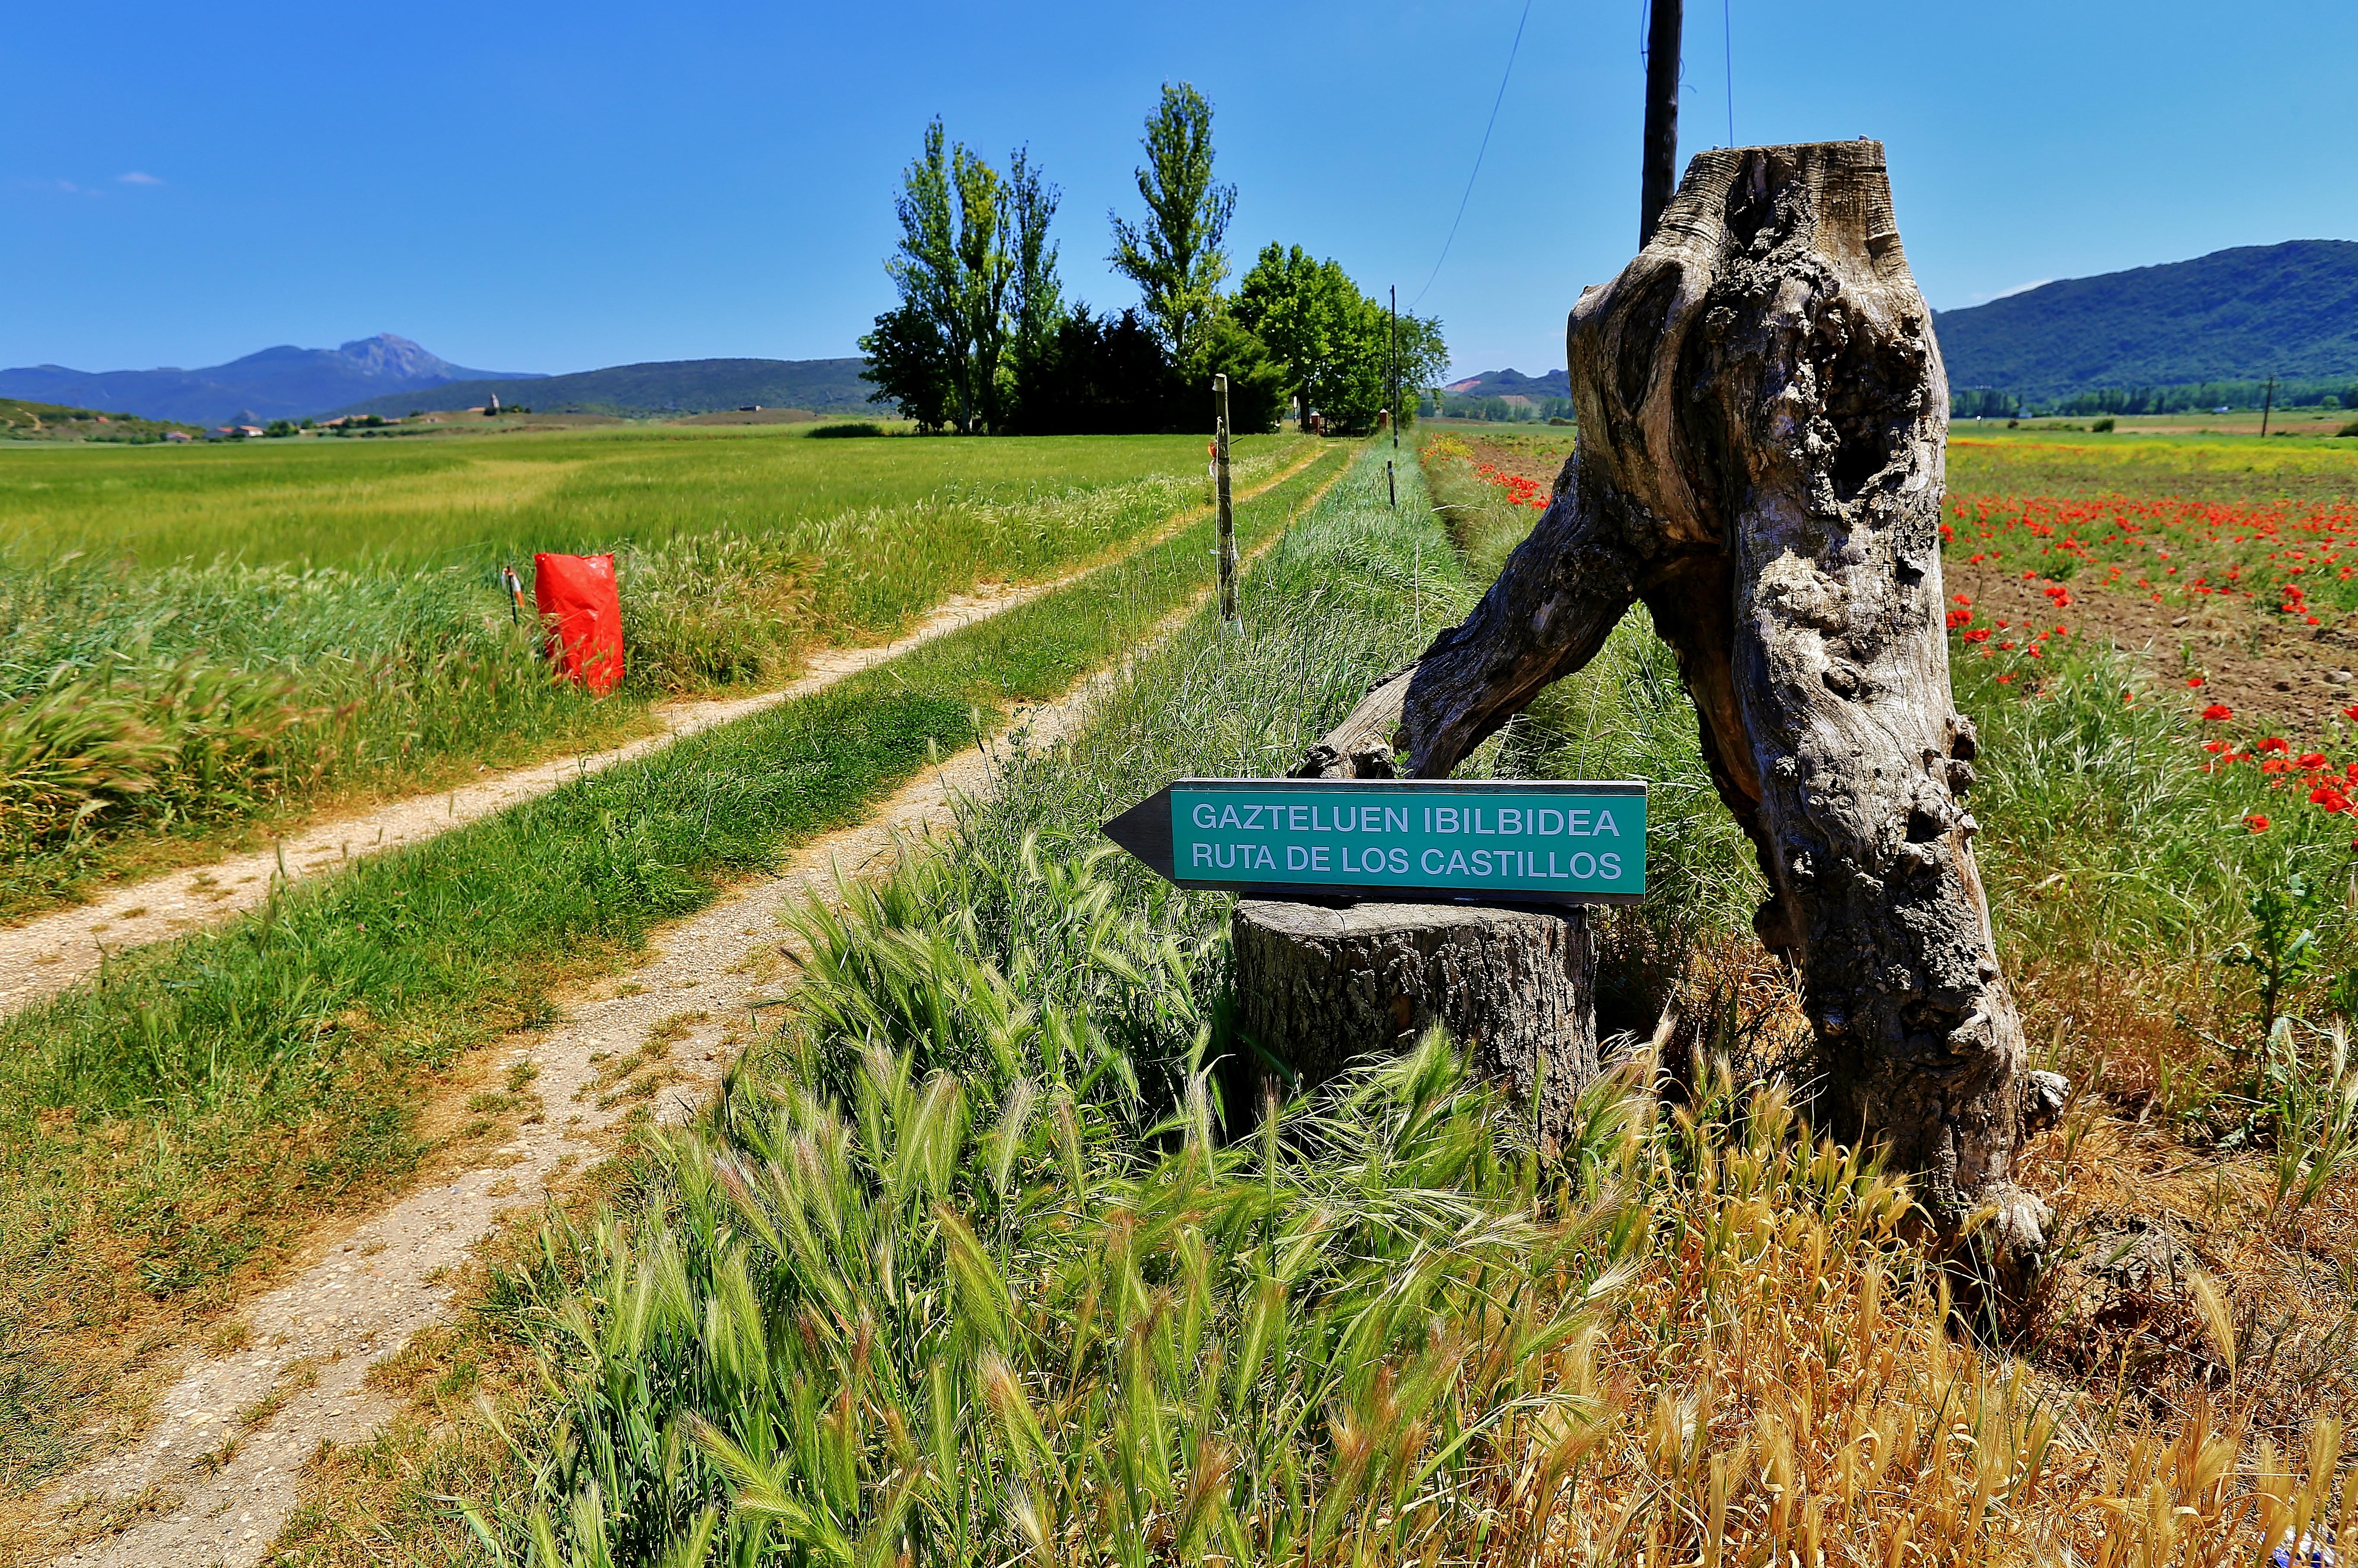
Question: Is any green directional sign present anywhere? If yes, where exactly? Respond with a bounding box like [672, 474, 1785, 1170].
[1102, 778, 1646, 904]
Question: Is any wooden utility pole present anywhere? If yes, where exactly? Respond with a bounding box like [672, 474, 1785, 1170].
[2262, 374, 2276, 438]
[1640, 0, 1683, 245]
[1214, 373, 1237, 625]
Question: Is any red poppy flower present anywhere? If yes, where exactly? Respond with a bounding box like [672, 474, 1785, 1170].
[2260, 737, 2292, 753]
[2247, 814, 2272, 832]
[1995, 673, 2016, 685]
[2299, 752, 2329, 769]
[2202, 704, 2234, 721]
[2186, 676, 2205, 687]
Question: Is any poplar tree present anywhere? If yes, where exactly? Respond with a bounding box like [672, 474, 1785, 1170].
[1108, 83, 1235, 366]
[1002, 148, 1063, 408]
[862, 120, 1063, 433]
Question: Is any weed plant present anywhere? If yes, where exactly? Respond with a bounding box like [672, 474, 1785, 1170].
[0, 446, 1347, 1495]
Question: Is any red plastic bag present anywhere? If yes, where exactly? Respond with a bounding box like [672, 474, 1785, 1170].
[533, 552, 625, 695]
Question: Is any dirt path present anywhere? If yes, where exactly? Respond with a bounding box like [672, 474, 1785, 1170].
[11, 460, 1342, 1568]
[0, 449, 1326, 1020]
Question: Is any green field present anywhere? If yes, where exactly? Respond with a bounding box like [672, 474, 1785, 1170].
[0, 426, 1307, 914]
[0, 423, 1272, 568]
[0, 442, 1348, 1499]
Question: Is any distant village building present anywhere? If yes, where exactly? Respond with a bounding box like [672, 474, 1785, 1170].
[162, 430, 193, 443]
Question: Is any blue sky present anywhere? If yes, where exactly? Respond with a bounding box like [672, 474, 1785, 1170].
[6, 2, 2353, 380]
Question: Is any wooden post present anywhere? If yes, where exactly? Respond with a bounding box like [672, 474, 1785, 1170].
[1214, 373, 1236, 625]
[1230, 899, 1597, 1152]
[2262, 373, 2276, 438]
[1640, 0, 1682, 245]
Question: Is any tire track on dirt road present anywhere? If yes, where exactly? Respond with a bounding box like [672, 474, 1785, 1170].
[10, 455, 1350, 1568]
[0, 449, 1326, 1021]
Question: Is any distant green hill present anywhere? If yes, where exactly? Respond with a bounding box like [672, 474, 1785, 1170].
[329, 357, 879, 420]
[1935, 240, 2358, 408]
[0, 398, 204, 443]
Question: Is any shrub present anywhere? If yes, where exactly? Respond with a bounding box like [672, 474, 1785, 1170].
[810, 421, 885, 438]
[2337, 420, 2358, 437]
[2091, 417, 2116, 433]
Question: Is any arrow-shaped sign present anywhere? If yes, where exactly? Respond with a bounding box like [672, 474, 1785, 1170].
[1103, 778, 1647, 904]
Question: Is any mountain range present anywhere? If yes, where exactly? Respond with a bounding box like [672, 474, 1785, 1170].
[29, 239, 2354, 430]
[1441, 241, 2358, 411]
[1442, 367, 1570, 400]
[0, 334, 537, 427]
[326, 357, 877, 420]
[1931, 240, 2358, 399]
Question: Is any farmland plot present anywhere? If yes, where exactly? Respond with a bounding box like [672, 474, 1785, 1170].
[0, 427, 1307, 915]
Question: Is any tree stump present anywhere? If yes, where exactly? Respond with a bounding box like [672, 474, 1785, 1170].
[1298, 140, 2053, 1292]
[1231, 899, 1596, 1153]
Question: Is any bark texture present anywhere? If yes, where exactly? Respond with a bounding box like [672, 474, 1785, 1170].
[1231, 900, 1597, 1154]
[1302, 141, 2047, 1287]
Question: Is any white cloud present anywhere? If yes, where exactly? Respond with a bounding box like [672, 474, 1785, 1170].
[116, 171, 162, 186]
[1969, 278, 2053, 304]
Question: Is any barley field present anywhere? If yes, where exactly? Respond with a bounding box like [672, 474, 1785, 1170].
[0, 427, 1305, 914]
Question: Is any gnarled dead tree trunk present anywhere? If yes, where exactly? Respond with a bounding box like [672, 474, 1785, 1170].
[1299, 140, 2048, 1288]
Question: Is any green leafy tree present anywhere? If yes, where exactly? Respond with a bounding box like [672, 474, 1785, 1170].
[863, 120, 1064, 433]
[1232, 244, 1354, 430]
[1193, 312, 1288, 434]
[861, 302, 953, 432]
[1108, 83, 1234, 366]
[999, 148, 1065, 426]
[1233, 244, 1448, 434]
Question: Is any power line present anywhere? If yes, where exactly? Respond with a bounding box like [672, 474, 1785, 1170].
[1723, 0, 1734, 147]
[1410, 0, 1533, 310]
